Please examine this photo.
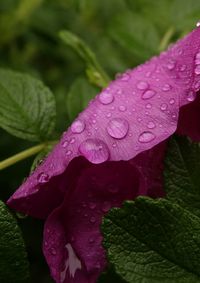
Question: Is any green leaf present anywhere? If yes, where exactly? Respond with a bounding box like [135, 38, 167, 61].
[59, 30, 110, 87]
[164, 136, 200, 217]
[171, 0, 200, 31]
[66, 77, 98, 122]
[0, 200, 29, 283]
[0, 69, 56, 142]
[98, 265, 126, 283]
[109, 12, 160, 62]
[102, 197, 200, 283]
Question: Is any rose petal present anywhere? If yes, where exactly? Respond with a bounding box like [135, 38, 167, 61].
[8, 27, 200, 218]
[43, 160, 140, 283]
[131, 141, 167, 198]
[177, 94, 200, 141]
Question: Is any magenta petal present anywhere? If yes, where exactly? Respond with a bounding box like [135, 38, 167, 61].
[43, 161, 140, 283]
[131, 141, 167, 197]
[177, 94, 200, 141]
[8, 27, 200, 217]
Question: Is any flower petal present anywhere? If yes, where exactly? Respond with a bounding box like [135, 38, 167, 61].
[8, 27, 200, 217]
[43, 160, 140, 283]
[131, 141, 167, 198]
[177, 95, 200, 141]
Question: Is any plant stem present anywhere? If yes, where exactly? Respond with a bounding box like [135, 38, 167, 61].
[0, 143, 46, 171]
[159, 27, 175, 52]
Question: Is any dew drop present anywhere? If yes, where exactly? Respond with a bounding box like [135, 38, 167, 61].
[120, 72, 131, 81]
[61, 140, 68, 148]
[138, 131, 156, 143]
[66, 150, 72, 156]
[142, 90, 156, 100]
[160, 103, 168, 111]
[116, 89, 122, 95]
[89, 237, 95, 244]
[167, 60, 175, 70]
[106, 112, 112, 118]
[50, 247, 57, 256]
[90, 216, 96, 223]
[162, 84, 171, 91]
[145, 103, 152, 109]
[79, 139, 109, 164]
[179, 64, 186, 71]
[99, 92, 114, 105]
[107, 118, 129, 139]
[89, 202, 97, 210]
[187, 91, 196, 102]
[101, 201, 111, 213]
[169, 98, 175, 105]
[112, 142, 117, 148]
[196, 21, 200, 27]
[172, 113, 177, 119]
[137, 81, 149, 90]
[70, 138, 75, 144]
[37, 172, 49, 184]
[147, 121, 156, 129]
[71, 120, 85, 134]
[195, 65, 200, 75]
[196, 52, 200, 59]
[195, 58, 200, 65]
[118, 105, 127, 112]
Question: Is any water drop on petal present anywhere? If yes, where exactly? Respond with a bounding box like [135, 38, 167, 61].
[70, 138, 75, 144]
[187, 91, 196, 102]
[167, 60, 176, 70]
[138, 131, 156, 143]
[196, 52, 200, 59]
[160, 103, 168, 111]
[145, 103, 152, 109]
[169, 98, 175, 105]
[196, 21, 200, 27]
[79, 139, 109, 164]
[37, 172, 49, 184]
[50, 247, 57, 256]
[90, 216, 96, 223]
[89, 202, 97, 210]
[162, 84, 171, 91]
[195, 65, 200, 75]
[99, 92, 114, 105]
[179, 64, 186, 71]
[61, 140, 69, 148]
[120, 72, 131, 81]
[118, 105, 127, 112]
[101, 201, 111, 213]
[137, 81, 149, 90]
[71, 120, 85, 134]
[89, 237, 95, 244]
[66, 150, 72, 156]
[107, 118, 129, 139]
[142, 90, 156, 100]
[147, 121, 156, 129]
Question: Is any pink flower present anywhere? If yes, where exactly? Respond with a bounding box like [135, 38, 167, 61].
[8, 27, 200, 283]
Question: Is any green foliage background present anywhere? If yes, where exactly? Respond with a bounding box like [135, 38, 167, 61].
[0, 0, 200, 282]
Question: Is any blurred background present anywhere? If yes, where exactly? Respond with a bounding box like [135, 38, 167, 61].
[0, 0, 200, 282]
